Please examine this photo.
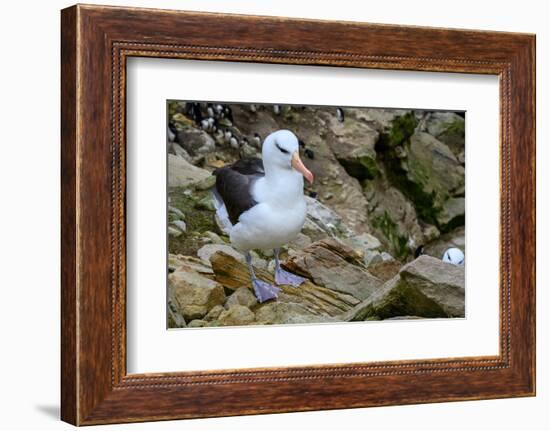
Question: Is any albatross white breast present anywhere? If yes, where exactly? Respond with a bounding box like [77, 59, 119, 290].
[212, 129, 314, 302]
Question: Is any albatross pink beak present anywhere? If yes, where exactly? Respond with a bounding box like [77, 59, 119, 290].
[291, 151, 314, 184]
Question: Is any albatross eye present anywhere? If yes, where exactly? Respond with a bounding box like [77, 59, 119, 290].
[275, 143, 290, 154]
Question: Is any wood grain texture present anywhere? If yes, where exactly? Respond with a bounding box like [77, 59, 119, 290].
[60, 4, 536, 425]
[60, 5, 78, 425]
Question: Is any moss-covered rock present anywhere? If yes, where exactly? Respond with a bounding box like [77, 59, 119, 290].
[337, 154, 380, 180]
[376, 111, 418, 150]
[323, 111, 380, 180]
[168, 187, 217, 256]
[372, 211, 409, 259]
[379, 130, 465, 230]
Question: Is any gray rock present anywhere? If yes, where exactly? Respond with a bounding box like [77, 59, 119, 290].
[303, 196, 354, 240]
[399, 255, 465, 317]
[176, 127, 216, 156]
[168, 205, 185, 220]
[168, 301, 186, 328]
[194, 175, 217, 191]
[325, 113, 380, 180]
[202, 231, 226, 245]
[344, 275, 434, 321]
[340, 233, 386, 266]
[422, 224, 441, 243]
[408, 132, 465, 202]
[195, 195, 216, 211]
[170, 220, 187, 233]
[169, 270, 226, 321]
[255, 302, 328, 325]
[168, 154, 211, 188]
[225, 286, 258, 309]
[438, 197, 465, 231]
[351, 108, 413, 133]
[168, 226, 182, 237]
[363, 249, 384, 267]
[204, 304, 225, 322]
[421, 112, 465, 157]
[345, 254, 464, 321]
[170, 142, 191, 160]
[365, 178, 426, 259]
[218, 304, 256, 326]
[381, 252, 395, 262]
[380, 131, 465, 232]
[187, 319, 207, 328]
[343, 232, 382, 253]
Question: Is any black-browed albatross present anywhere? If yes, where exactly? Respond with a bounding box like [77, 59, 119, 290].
[212, 129, 314, 303]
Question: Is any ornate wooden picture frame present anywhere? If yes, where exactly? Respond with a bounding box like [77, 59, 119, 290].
[61, 4, 535, 425]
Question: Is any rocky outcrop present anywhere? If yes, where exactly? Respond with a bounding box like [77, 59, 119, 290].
[352, 108, 412, 134]
[419, 112, 465, 160]
[438, 197, 465, 232]
[345, 255, 465, 321]
[364, 176, 426, 258]
[400, 132, 465, 227]
[374, 126, 465, 232]
[399, 255, 465, 316]
[302, 196, 354, 240]
[325, 112, 380, 180]
[166, 102, 466, 328]
[176, 244, 467, 326]
[255, 302, 330, 325]
[283, 238, 383, 300]
[210, 251, 361, 318]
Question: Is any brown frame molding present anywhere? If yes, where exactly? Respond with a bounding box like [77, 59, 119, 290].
[61, 4, 535, 425]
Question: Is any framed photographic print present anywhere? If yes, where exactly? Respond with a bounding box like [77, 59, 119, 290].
[61, 4, 536, 425]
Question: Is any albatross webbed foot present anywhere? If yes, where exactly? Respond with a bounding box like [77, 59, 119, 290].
[275, 267, 307, 287]
[252, 279, 280, 303]
[245, 252, 280, 302]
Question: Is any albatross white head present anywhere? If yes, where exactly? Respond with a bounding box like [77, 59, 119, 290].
[262, 130, 314, 184]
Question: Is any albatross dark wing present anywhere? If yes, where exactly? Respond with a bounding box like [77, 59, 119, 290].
[227, 158, 264, 176]
[213, 158, 264, 225]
